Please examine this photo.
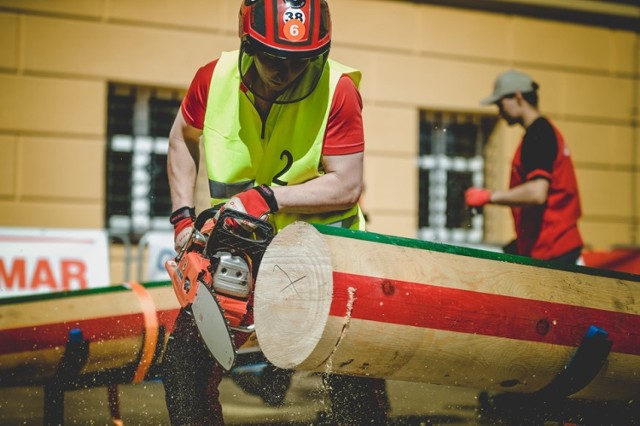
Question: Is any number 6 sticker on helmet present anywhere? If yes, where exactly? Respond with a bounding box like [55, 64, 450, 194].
[284, 19, 305, 41]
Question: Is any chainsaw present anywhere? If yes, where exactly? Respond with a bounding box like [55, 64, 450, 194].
[165, 207, 274, 370]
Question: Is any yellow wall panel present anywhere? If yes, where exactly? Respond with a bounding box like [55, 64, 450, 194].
[0, 0, 104, 18]
[558, 120, 634, 167]
[108, 0, 220, 31]
[636, 172, 640, 224]
[364, 155, 417, 214]
[22, 16, 237, 86]
[611, 31, 638, 75]
[637, 88, 640, 122]
[373, 52, 508, 111]
[109, 244, 140, 284]
[109, 0, 239, 34]
[365, 212, 416, 239]
[0, 135, 17, 197]
[0, 13, 18, 70]
[563, 74, 634, 120]
[363, 105, 417, 156]
[512, 17, 617, 73]
[20, 136, 104, 200]
[483, 120, 522, 189]
[483, 121, 521, 245]
[216, 0, 244, 33]
[331, 0, 419, 50]
[0, 201, 103, 228]
[418, 5, 512, 61]
[109, 244, 127, 285]
[579, 221, 636, 250]
[0, 74, 104, 135]
[370, 52, 433, 105]
[636, 127, 640, 165]
[483, 204, 515, 247]
[577, 169, 633, 218]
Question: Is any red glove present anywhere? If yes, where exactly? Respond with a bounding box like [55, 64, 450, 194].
[170, 206, 195, 251]
[221, 185, 279, 230]
[465, 188, 492, 208]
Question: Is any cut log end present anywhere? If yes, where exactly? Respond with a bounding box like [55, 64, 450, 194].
[254, 222, 333, 369]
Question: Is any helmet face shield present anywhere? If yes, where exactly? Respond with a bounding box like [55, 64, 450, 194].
[239, 0, 331, 103]
[239, 47, 328, 104]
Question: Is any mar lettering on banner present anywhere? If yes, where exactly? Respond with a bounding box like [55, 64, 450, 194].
[0, 227, 110, 298]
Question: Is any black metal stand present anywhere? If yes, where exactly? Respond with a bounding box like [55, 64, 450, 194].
[43, 328, 89, 426]
[477, 325, 626, 426]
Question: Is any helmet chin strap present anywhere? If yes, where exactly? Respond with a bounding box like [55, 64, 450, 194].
[250, 75, 288, 104]
[238, 53, 291, 103]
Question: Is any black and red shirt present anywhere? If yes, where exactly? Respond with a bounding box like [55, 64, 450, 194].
[510, 117, 583, 260]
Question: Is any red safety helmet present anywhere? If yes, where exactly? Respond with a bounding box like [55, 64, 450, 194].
[238, 0, 332, 104]
[240, 0, 331, 60]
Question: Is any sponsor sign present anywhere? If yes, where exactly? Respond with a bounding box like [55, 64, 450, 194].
[142, 231, 174, 282]
[0, 227, 110, 298]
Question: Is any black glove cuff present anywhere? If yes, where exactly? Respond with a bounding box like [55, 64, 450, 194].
[170, 206, 195, 225]
[255, 185, 279, 213]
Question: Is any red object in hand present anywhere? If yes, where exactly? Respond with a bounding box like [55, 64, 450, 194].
[174, 216, 193, 237]
[220, 185, 279, 231]
[170, 206, 195, 251]
[465, 188, 492, 207]
[225, 185, 279, 219]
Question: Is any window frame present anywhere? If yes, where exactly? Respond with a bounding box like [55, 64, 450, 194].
[418, 110, 497, 244]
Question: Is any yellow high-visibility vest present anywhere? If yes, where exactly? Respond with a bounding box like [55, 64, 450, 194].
[203, 50, 364, 231]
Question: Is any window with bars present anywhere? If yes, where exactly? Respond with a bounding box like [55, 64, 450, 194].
[106, 83, 184, 240]
[418, 111, 497, 244]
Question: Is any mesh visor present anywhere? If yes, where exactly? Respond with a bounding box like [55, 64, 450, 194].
[239, 43, 329, 104]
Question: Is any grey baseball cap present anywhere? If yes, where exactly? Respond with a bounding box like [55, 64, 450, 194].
[481, 69, 537, 105]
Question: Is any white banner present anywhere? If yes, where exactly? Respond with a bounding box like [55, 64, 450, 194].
[142, 230, 175, 282]
[0, 227, 110, 298]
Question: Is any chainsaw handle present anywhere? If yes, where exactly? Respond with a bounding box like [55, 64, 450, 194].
[222, 218, 273, 245]
[204, 209, 274, 277]
[194, 206, 222, 231]
[214, 208, 274, 243]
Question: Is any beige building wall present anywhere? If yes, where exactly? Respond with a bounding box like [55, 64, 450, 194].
[0, 0, 638, 283]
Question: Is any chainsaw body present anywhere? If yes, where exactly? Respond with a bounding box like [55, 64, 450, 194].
[165, 251, 210, 308]
[165, 208, 274, 370]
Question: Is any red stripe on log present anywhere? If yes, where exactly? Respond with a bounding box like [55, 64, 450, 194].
[330, 272, 640, 356]
[0, 308, 179, 355]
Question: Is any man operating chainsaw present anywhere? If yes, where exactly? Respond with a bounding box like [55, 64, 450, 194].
[163, 0, 388, 424]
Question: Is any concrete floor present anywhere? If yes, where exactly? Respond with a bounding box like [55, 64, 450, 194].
[0, 373, 482, 425]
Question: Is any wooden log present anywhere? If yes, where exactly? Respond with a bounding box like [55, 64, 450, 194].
[254, 222, 640, 401]
[0, 281, 263, 387]
[0, 282, 180, 386]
